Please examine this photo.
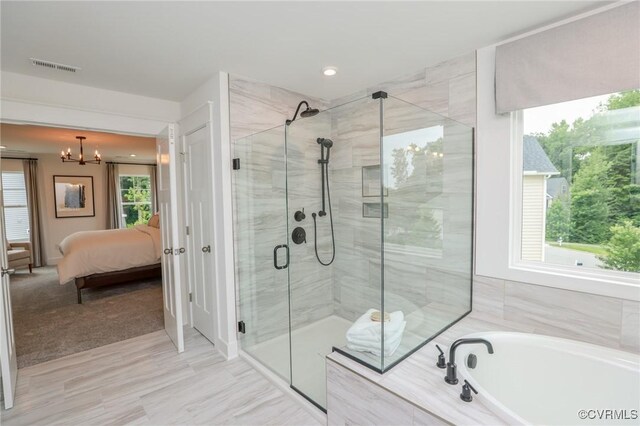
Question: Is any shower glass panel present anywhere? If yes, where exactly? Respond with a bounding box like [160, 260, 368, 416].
[380, 97, 473, 370]
[285, 97, 383, 408]
[233, 126, 291, 383]
[233, 92, 473, 411]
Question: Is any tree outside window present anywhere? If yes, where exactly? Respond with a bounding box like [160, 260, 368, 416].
[525, 90, 640, 273]
[119, 175, 152, 228]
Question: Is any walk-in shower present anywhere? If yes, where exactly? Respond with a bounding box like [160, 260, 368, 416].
[232, 92, 474, 410]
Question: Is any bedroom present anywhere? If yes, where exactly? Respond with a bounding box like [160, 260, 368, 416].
[0, 123, 164, 368]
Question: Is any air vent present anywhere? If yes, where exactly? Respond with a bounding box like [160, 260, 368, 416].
[30, 58, 81, 73]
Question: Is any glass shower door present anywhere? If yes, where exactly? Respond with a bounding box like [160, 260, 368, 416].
[233, 126, 291, 382]
[284, 110, 335, 409]
[284, 96, 384, 409]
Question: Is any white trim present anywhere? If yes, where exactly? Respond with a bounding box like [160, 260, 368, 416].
[1, 96, 173, 124]
[476, 45, 640, 302]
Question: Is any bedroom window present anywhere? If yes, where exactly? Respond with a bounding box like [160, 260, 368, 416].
[119, 175, 152, 228]
[519, 90, 640, 275]
[1, 171, 30, 241]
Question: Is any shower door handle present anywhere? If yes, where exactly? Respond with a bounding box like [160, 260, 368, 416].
[273, 244, 289, 270]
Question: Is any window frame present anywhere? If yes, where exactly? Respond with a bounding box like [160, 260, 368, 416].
[1, 170, 30, 242]
[118, 173, 152, 228]
[475, 45, 640, 302]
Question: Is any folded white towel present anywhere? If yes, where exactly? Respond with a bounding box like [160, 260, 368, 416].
[347, 322, 405, 356]
[347, 328, 404, 348]
[346, 309, 405, 343]
[347, 340, 402, 357]
[345, 308, 406, 356]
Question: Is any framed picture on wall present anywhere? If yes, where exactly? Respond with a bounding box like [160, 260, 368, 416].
[53, 175, 95, 218]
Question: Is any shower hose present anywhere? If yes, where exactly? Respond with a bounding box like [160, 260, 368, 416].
[312, 162, 336, 266]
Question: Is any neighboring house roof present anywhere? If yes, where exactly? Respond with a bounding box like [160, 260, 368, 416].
[547, 176, 569, 199]
[523, 135, 560, 175]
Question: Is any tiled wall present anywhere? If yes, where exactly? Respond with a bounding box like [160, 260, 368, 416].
[473, 275, 640, 353]
[229, 53, 639, 361]
[230, 76, 332, 346]
[230, 52, 478, 350]
[330, 53, 477, 340]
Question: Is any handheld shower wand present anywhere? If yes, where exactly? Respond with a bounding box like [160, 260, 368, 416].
[313, 138, 335, 266]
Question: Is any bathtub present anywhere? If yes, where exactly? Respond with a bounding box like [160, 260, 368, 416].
[455, 332, 640, 425]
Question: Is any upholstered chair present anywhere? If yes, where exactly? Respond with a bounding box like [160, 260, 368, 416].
[7, 241, 33, 273]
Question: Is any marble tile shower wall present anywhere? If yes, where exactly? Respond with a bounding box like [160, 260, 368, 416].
[230, 54, 637, 361]
[230, 76, 331, 347]
[330, 52, 476, 325]
[330, 98, 384, 320]
[473, 275, 640, 353]
[231, 52, 478, 349]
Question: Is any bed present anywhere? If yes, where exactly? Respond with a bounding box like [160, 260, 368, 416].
[57, 222, 162, 303]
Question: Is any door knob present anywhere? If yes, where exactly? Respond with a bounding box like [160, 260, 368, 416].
[202, 245, 211, 253]
[164, 248, 173, 255]
[1, 267, 16, 277]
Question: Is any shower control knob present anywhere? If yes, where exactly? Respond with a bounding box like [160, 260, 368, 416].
[291, 227, 306, 245]
[294, 210, 306, 222]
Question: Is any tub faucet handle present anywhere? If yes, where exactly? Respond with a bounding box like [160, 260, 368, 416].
[460, 380, 478, 403]
[435, 344, 446, 369]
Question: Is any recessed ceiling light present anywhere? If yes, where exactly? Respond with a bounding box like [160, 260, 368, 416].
[130, 154, 137, 157]
[323, 66, 337, 76]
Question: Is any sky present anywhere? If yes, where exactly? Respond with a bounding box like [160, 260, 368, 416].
[524, 94, 610, 135]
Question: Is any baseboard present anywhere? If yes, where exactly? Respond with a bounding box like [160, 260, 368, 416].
[215, 336, 239, 360]
[45, 257, 61, 265]
[239, 350, 326, 424]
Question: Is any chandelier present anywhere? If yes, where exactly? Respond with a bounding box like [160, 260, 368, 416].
[61, 136, 101, 165]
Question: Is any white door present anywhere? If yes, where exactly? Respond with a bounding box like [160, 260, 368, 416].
[156, 124, 184, 352]
[0, 153, 18, 409]
[184, 124, 216, 343]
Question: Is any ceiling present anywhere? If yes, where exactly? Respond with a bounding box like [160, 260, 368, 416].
[0, 123, 156, 162]
[1, 1, 605, 101]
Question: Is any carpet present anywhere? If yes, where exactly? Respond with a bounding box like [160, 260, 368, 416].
[10, 266, 163, 368]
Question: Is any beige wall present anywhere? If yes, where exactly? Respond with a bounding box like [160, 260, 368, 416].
[2, 158, 24, 172]
[3, 156, 106, 262]
[2, 157, 156, 265]
[36, 154, 107, 265]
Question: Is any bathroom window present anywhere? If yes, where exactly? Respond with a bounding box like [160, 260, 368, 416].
[119, 174, 152, 228]
[518, 90, 640, 275]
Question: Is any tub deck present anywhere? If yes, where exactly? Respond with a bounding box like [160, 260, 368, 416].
[326, 314, 572, 425]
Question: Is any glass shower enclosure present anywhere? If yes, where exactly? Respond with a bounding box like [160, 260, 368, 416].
[233, 92, 474, 410]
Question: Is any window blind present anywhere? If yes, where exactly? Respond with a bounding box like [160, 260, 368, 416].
[495, 2, 640, 114]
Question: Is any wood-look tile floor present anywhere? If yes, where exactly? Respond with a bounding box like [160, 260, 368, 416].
[1, 328, 321, 426]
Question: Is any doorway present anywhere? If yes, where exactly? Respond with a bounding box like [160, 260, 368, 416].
[0, 121, 186, 409]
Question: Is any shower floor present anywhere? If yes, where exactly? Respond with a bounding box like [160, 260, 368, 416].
[246, 315, 352, 409]
[245, 304, 468, 409]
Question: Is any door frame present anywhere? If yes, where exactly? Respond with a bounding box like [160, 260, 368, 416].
[0, 118, 186, 394]
[178, 103, 218, 340]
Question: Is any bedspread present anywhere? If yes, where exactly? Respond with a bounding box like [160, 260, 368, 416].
[57, 224, 162, 284]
